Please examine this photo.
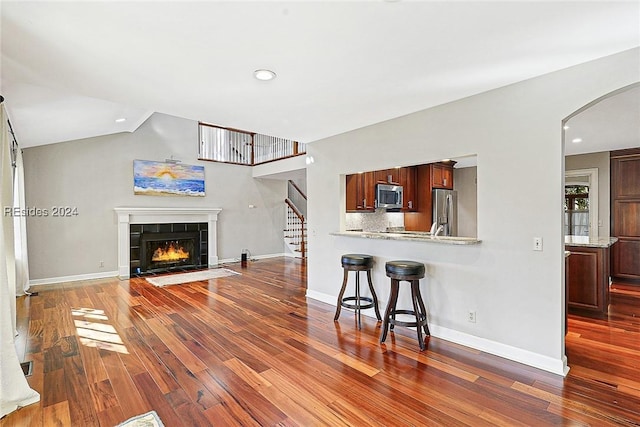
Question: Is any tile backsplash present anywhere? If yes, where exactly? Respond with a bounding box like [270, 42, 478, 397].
[345, 209, 405, 232]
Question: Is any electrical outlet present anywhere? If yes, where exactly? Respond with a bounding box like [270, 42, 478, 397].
[533, 237, 543, 251]
[468, 310, 476, 323]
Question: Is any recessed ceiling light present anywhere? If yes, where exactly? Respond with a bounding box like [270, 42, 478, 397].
[254, 69, 276, 81]
[563, 125, 570, 130]
[115, 118, 127, 123]
[572, 138, 582, 143]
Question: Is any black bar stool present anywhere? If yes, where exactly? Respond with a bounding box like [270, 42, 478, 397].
[380, 260, 430, 350]
[334, 254, 382, 329]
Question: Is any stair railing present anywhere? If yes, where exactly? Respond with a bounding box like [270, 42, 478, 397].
[285, 199, 306, 259]
[199, 122, 306, 165]
[287, 180, 307, 218]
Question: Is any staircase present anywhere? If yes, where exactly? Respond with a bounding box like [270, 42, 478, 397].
[284, 180, 307, 259]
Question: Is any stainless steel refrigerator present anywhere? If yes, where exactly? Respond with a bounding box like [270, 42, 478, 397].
[432, 189, 457, 236]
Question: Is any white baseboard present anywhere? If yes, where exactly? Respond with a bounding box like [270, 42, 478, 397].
[429, 325, 569, 377]
[29, 270, 119, 286]
[33, 254, 291, 284]
[305, 289, 569, 377]
[283, 252, 304, 259]
[305, 289, 337, 306]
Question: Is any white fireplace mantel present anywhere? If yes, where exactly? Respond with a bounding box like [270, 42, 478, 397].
[114, 207, 222, 279]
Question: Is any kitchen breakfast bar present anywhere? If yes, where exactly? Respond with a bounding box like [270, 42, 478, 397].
[331, 230, 482, 245]
[329, 230, 481, 350]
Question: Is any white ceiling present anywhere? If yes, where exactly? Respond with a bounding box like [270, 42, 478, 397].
[1, 1, 639, 151]
[564, 84, 640, 156]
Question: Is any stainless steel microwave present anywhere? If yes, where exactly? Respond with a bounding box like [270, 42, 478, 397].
[376, 184, 403, 209]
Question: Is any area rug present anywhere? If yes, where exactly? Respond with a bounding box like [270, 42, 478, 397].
[117, 410, 165, 427]
[145, 268, 240, 287]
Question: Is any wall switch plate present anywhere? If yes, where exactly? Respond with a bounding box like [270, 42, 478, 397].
[533, 237, 543, 251]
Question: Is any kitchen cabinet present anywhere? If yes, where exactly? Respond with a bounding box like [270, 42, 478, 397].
[405, 162, 455, 230]
[566, 244, 611, 315]
[431, 163, 454, 189]
[345, 172, 375, 212]
[346, 167, 417, 212]
[399, 166, 417, 211]
[375, 168, 400, 184]
[611, 148, 640, 282]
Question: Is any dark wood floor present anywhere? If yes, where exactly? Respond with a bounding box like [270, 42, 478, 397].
[2, 257, 640, 426]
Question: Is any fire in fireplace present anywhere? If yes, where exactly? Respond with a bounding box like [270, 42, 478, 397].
[140, 231, 201, 273]
[152, 241, 190, 263]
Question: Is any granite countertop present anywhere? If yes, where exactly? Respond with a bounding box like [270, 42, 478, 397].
[332, 231, 481, 245]
[564, 236, 618, 248]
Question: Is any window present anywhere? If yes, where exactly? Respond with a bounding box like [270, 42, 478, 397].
[564, 168, 598, 238]
[565, 185, 589, 236]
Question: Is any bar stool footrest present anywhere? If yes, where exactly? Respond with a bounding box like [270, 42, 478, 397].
[388, 309, 427, 328]
[341, 296, 375, 310]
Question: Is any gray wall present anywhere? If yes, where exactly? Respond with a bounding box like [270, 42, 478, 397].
[565, 151, 610, 237]
[306, 48, 638, 373]
[23, 113, 286, 280]
[454, 166, 477, 238]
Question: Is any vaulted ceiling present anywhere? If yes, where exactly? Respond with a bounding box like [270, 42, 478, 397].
[1, 1, 638, 152]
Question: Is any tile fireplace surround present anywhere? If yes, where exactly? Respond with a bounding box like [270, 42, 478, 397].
[114, 207, 222, 279]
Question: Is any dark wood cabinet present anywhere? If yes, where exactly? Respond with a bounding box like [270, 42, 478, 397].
[398, 166, 417, 211]
[345, 174, 359, 212]
[431, 163, 454, 189]
[566, 245, 610, 314]
[374, 169, 400, 185]
[404, 163, 455, 231]
[346, 163, 445, 218]
[611, 149, 640, 282]
[345, 172, 375, 212]
[405, 165, 432, 231]
[346, 167, 417, 212]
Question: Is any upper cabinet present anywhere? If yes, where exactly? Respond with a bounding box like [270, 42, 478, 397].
[374, 168, 400, 185]
[345, 164, 442, 214]
[431, 163, 454, 189]
[346, 171, 375, 212]
[398, 166, 417, 211]
[346, 166, 417, 212]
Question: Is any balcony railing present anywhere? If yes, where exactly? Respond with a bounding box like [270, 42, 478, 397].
[198, 122, 305, 166]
